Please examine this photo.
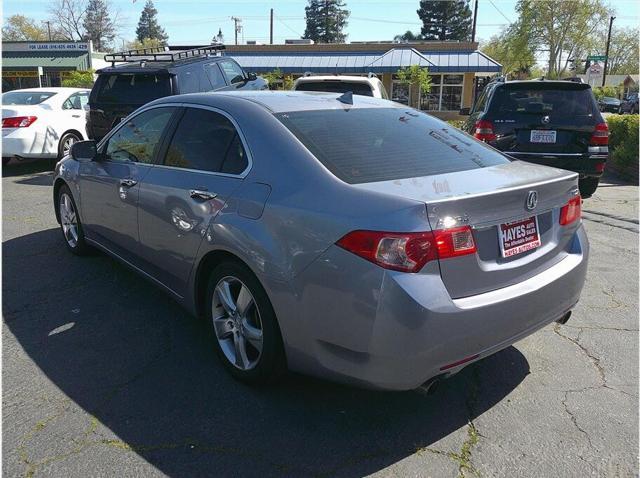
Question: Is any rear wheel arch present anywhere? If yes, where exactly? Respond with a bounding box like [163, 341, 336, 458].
[195, 249, 262, 318]
[53, 178, 69, 223]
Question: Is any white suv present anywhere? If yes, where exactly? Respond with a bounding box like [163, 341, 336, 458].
[293, 74, 389, 99]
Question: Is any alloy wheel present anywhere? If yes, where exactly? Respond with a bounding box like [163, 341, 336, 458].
[62, 136, 77, 157]
[59, 193, 79, 248]
[212, 276, 264, 370]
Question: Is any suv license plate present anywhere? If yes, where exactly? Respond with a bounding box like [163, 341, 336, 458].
[498, 216, 541, 258]
[530, 130, 556, 143]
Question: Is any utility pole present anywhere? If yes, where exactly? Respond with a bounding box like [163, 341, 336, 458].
[231, 16, 242, 45]
[44, 21, 52, 41]
[270, 8, 274, 45]
[471, 0, 478, 43]
[602, 15, 615, 87]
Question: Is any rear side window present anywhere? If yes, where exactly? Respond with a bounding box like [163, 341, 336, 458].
[96, 73, 172, 104]
[489, 85, 596, 116]
[2, 91, 56, 105]
[205, 63, 226, 89]
[164, 108, 248, 174]
[295, 81, 374, 97]
[276, 108, 509, 184]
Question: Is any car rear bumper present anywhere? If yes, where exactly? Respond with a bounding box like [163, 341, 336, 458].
[506, 151, 607, 178]
[279, 225, 588, 391]
[2, 132, 57, 159]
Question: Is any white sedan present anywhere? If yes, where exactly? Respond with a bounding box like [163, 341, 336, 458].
[2, 87, 91, 166]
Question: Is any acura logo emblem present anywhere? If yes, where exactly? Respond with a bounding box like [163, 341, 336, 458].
[526, 191, 538, 210]
[541, 115, 550, 124]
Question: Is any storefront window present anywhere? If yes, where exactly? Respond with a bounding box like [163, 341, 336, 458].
[420, 74, 464, 111]
[391, 74, 410, 105]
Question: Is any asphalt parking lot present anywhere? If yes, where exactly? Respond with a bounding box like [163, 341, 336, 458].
[2, 160, 638, 477]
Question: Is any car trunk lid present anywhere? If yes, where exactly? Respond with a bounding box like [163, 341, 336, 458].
[354, 161, 580, 298]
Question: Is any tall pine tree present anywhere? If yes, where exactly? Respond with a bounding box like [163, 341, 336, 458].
[135, 0, 168, 46]
[303, 0, 349, 43]
[417, 0, 472, 41]
[83, 0, 116, 51]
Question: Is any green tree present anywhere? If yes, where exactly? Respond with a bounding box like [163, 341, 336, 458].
[303, 0, 350, 43]
[126, 37, 164, 51]
[417, 0, 472, 41]
[263, 69, 294, 90]
[515, 0, 609, 79]
[393, 30, 423, 42]
[83, 0, 117, 51]
[594, 27, 639, 75]
[2, 15, 50, 40]
[62, 70, 95, 88]
[480, 25, 535, 78]
[135, 0, 168, 45]
[396, 65, 432, 93]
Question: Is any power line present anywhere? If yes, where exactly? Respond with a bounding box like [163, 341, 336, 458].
[487, 0, 513, 24]
[275, 15, 303, 37]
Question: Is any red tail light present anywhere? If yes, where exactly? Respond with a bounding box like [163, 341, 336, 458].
[2, 116, 37, 128]
[473, 120, 496, 141]
[590, 122, 609, 145]
[559, 196, 582, 225]
[336, 226, 477, 273]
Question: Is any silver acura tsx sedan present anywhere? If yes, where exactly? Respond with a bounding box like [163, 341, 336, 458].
[53, 91, 588, 391]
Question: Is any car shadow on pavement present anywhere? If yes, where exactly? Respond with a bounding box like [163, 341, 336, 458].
[2, 159, 56, 179]
[3, 228, 530, 477]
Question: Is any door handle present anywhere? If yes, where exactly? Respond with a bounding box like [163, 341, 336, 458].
[190, 189, 217, 200]
[120, 178, 137, 187]
[72, 114, 81, 118]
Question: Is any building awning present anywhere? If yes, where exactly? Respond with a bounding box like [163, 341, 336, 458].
[230, 47, 501, 74]
[3, 52, 91, 70]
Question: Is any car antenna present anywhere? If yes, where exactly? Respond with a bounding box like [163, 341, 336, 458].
[337, 91, 353, 105]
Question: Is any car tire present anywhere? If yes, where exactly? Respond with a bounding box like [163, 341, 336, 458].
[57, 184, 92, 255]
[58, 132, 81, 159]
[579, 177, 600, 199]
[206, 260, 286, 385]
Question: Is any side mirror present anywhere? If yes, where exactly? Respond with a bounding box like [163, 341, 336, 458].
[459, 107, 471, 116]
[246, 72, 257, 81]
[71, 140, 98, 161]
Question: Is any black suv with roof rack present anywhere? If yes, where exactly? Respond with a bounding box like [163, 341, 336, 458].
[86, 44, 267, 141]
[462, 77, 608, 198]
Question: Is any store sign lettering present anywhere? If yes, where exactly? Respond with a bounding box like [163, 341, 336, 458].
[28, 43, 88, 51]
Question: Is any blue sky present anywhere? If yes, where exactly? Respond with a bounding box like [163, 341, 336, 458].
[3, 0, 638, 47]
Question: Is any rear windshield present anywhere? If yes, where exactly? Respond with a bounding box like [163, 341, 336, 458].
[295, 81, 374, 97]
[96, 73, 171, 104]
[489, 84, 596, 116]
[2, 91, 56, 105]
[276, 108, 509, 184]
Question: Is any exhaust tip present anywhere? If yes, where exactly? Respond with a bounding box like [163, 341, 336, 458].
[556, 311, 572, 325]
[420, 375, 444, 395]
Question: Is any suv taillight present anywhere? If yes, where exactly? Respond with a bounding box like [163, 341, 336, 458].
[473, 120, 496, 141]
[2, 116, 37, 128]
[590, 122, 609, 145]
[336, 227, 477, 273]
[559, 196, 582, 225]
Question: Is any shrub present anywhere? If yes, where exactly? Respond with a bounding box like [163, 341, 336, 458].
[606, 114, 639, 181]
[446, 119, 467, 130]
[62, 70, 94, 88]
[593, 85, 622, 100]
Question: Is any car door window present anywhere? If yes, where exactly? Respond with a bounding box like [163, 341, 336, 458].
[62, 91, 89, 110]
[163, 107, 248, 175]
[105, 107, 175, 164]
[205, 63, 226, 89]
[219, 60, 245, 85]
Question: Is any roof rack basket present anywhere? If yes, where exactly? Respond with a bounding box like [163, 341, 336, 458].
[104, 43, 226, 66]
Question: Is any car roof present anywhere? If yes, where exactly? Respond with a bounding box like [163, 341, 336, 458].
[158, 90, 403, 113]
[295, 75, 380, 83]
[496, 79, 590, 89]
